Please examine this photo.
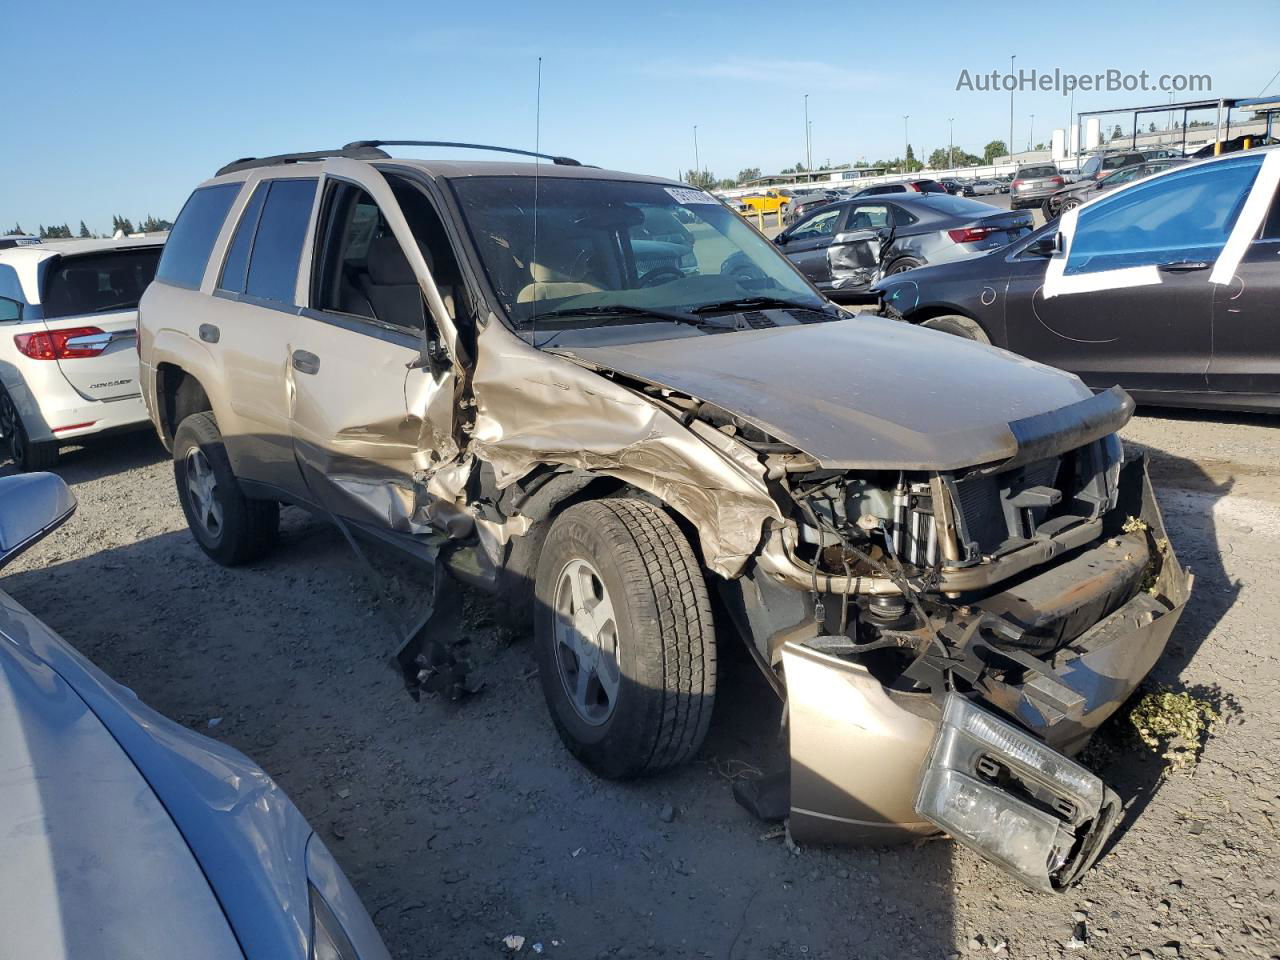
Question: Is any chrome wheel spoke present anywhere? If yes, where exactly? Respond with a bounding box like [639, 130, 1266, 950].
[553, 557, 623, 726]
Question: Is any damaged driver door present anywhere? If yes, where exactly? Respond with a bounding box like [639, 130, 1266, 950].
[290, 159, 461, 534]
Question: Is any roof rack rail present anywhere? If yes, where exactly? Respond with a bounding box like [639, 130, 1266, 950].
[343, 140, 582, 166]
[215, 145, 391, 177]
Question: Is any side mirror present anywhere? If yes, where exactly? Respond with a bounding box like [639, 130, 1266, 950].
[1025, 232, 1060, 257]
[0, 296, 22, 323]
[0, 473, 76, 570]
[773, 233, 787, 245]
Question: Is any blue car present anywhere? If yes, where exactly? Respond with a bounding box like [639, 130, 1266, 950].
[0, 472, 390, 960]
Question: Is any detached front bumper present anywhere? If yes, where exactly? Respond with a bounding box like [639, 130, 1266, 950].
[785, 456, 1191, 891]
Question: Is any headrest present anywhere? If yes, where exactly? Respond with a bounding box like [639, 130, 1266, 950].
[366, 234, 431, 286]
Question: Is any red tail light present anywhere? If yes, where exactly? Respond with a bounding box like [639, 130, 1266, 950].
[14, 326, 107, 360]
[1011, 179, 1024, 190]
[948, 225, 1000, 244]
[1050, 176, 1064, 186]
[909, 182, 922, 191]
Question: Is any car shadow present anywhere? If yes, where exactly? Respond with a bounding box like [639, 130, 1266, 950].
[0, 427, 166, 482]
[1088, 429, 1244, 852]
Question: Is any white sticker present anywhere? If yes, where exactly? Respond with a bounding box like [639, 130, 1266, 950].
[665, 187, 719, 205]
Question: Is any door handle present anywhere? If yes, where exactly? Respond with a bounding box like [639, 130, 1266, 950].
[291, 349, 320, 375]
[1157, 260, 1211, 273]
[198, 323, 220, 343]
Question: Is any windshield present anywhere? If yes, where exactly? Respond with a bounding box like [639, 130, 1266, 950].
[451, 176, 825, 337]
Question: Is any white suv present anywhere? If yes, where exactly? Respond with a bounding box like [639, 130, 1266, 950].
[0, 236, 164, 469]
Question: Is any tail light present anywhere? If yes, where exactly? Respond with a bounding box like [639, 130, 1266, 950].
[909, 182, 922, 191]
[1011, 179, 1024, 190]
[948, 225, 1000, 244]
[1050, 176, 1064, 186]
[14, 326, 108, 360]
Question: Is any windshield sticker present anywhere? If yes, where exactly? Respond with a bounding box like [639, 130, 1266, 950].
[665, 187, 719, 205]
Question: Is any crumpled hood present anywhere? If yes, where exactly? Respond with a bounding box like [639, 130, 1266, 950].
[559, 315, 1098, 471]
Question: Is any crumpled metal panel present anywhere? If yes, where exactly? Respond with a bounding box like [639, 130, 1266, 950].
[458, 316, 782, 578]
[826, 234, 881, 290]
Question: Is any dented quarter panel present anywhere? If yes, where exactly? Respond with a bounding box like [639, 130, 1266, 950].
[558, 316, 1094, 471]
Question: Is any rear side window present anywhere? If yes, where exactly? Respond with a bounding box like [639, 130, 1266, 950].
[0, 264, 22, 303]
[42, 249, 162, 319]
[244, 179, 316, 303]
[156, 183, 241, 289]
[217, 184, 269, 294]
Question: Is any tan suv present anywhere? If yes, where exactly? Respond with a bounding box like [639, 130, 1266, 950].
[138, 141, 1190, 892]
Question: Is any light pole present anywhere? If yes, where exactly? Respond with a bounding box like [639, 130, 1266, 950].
[804, 94, 811, 172]
[692, 125, 699, 181]
[903, 115, 910, 173]
[948, 117, 955, 169]
[1028, 113, 1035, 150]
[1009, 54, 1016, 166]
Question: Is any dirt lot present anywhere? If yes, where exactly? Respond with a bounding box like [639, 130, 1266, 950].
[4, 406, 1278, 960]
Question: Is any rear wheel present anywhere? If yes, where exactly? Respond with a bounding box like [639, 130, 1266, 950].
[886, 257, 924, 276]
[0, 388, 58, 471]
[173, 412, 278, 566]
[921, 314, 991, 344]
[533, 499, 716, 779]
[1060, 196, 1083, 214]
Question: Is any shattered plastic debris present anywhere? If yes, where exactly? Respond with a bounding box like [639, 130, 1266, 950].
[502, 934, 525, 951]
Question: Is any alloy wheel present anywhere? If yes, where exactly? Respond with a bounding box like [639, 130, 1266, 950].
[552, 558, 622, 725]
[184, 446, 223, 538]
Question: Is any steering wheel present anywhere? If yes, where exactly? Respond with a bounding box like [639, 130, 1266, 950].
[637, 266, 685, 287]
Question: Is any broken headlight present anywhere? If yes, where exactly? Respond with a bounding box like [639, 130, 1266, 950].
[915, 694, 1119, 893]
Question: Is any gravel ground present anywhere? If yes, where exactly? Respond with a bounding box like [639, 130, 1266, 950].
[3, 406, 1278, 960]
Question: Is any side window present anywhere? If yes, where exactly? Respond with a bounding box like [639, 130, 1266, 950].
[1065, 155, 1265, 276]
[888, 204, 917, 227]
[790, 207, 842, 240]
[156, 183, 241, 289]
[1260, 187, 1280, 241]
[312, 175, 463, 334]
[846, 204, 891, 231]
[244, 179, 317, 304]
[217, 184, 268, 293]
[0, 264, 23, 304]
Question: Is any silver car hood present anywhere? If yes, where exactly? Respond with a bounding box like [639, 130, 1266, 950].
[559, 315, 1099, 471]
[0, 637, 242, 960]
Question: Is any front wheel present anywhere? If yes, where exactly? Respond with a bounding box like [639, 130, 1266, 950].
[1060, 196, 1082, 214]
[0, 388, 58, 471]
[173, 412, 278, 566]
[921, 314, 991, 344]
[533, 499, 716, 779]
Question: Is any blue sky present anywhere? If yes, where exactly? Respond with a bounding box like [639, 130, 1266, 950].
[4, 0, 1278, 234]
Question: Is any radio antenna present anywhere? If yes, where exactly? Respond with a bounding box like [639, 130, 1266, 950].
[530, 56, 542, 345]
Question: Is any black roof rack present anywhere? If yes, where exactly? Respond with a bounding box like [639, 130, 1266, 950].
[343, 140, 582, 166]
[215, 145, 391, 177]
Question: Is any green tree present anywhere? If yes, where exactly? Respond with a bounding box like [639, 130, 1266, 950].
[78, 221, 91, 238]
[112, 214, 135, 235]
[983, 140, 1008, 163]
[736, 167, 761, 184]
[682, 169, 716, 190]
[4, 223, 23, 236]
[1110, 124, 1124, 141]
[927, 147, 951, 169]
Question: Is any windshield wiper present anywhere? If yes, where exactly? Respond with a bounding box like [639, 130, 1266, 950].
[690, 296, 825, 315]
[521, 303, 712, 327]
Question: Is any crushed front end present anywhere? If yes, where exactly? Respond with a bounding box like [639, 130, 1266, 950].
[732, 389, 1191, 892]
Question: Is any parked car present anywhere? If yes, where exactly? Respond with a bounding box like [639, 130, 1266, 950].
[853, 178, 947, 197]
[773, 192, 1033, 298]
[873, 148, 1280, 412]
[1009, 164, 1065, 209]
[783, 191, 839, 225]
[138, 140, 1190, 891]
[962, 178, 1001, 196]
[1077, 149, 1159, 181]
[1189, 134, 1280, 159]
[738, 188, 792, 214]
[938, 178, 965, 195]
[0, 237, 163, 469]
[0, 471, 390, 960]
[1043, 158, 1187, 219]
